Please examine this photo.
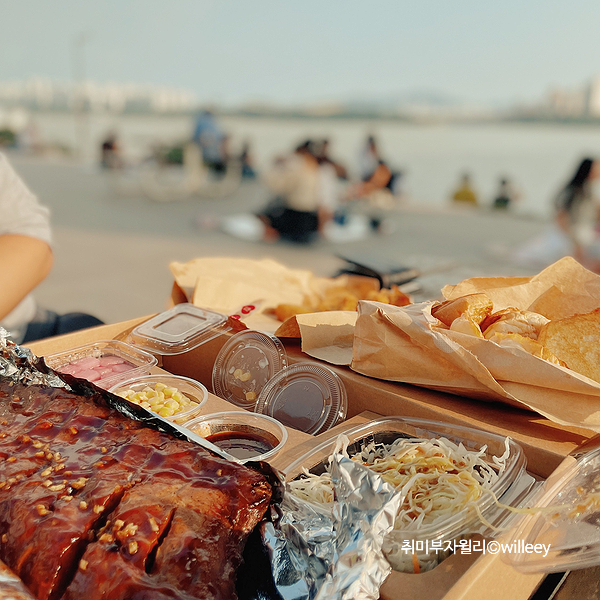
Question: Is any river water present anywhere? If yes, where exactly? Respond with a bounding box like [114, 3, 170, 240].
[27, 111, 600, 218]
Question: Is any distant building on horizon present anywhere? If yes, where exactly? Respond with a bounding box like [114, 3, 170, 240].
[0, 77, 198, 115]
[586, 77, 600, 117]
[544, 76, 600, 119]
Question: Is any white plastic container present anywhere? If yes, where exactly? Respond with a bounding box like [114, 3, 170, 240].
[508, 444, 600, 573]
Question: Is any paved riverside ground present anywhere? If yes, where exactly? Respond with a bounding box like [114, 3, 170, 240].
[9, 153, 550, 326]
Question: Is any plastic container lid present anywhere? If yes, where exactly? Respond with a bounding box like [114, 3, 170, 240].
[108, 374, 208, 425]
[212, 331, 287, 409]
[45, 340, 157, 390]
[127, 303, 228, 356]
[508, 446, 600, 574]
[182, 410, 288, 463]
[255, 362, 347, 435]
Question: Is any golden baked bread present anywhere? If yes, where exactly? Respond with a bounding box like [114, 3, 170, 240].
[449, 314, 484, 338]
[538, 308, 600, 383]
[274, 284, 412, 322]
[486, 332, 566, 367]
[275, 304, 313, 322]
[317, 289, 359, 312]
[432, 293, 493, 327]
[365, 285, 412, 307]
[274, 316, 302, 338]
[482, 309, 549, 341]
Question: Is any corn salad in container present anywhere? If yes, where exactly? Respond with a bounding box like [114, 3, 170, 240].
[109, 374, 208, 424]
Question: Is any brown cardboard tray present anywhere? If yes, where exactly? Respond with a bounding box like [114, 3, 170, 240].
[25, 317, 600, 600]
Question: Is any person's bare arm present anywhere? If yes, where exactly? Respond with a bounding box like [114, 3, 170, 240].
[351, 163, 392, 198]
[0, 235, 53, 321]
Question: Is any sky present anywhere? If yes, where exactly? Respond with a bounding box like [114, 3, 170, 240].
[2, 1, 600, 107]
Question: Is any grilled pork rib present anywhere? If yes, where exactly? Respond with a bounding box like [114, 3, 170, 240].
[0, 378, 272, 600]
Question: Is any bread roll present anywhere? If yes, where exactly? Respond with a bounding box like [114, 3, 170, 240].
[366, 285, 412, 307]
[275, 316, 302, 338]
[486, 332, 566, 367]
[449, 314, 484, 338]
[275, 304, 312, 322]
[538, 308, 600, 383]
[431, 293, 493, 327]
[483, 309, 549, 341]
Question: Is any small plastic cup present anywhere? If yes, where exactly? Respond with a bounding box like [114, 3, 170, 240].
[182, 411, 288, 463]
[109, 374, 208, 425]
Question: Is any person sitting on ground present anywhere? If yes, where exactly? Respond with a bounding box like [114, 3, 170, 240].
[451, 172, 479, 206]
[0, 152, 104, 344]
[259, 140, 327, 244]
[352, 135, 398, 203]
[100, 132, 123, 169]
[316, 138, 348, 180]
[239, 141, 256, 179]
[492, 176, 519, 210]
[346, 135, 399, 231]
[314, 138, 349, 225]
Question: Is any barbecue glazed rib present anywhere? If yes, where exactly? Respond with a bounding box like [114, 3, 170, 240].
[0, 559, 36, 600]
[0, 376, 272, 600]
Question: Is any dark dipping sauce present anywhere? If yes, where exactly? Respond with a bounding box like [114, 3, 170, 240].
[206, 430, 278, 460]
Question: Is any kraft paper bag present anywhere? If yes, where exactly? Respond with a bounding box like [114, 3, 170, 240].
[169, 257, 378, 333]
[351, 258, 600, 432]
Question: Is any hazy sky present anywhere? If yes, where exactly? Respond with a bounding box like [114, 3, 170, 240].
[2, 1, 600, 106]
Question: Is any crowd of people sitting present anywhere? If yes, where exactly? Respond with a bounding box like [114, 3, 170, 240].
[256, 136, 401, 244]
[99, 112, 600, 265]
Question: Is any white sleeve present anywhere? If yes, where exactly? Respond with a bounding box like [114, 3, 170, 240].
[0, 153, 52, 245]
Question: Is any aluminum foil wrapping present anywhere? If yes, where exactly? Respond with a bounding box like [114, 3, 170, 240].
[0, 328, 66, 389]
[263, 453, 402, 600]
[0, 329, 287, 484]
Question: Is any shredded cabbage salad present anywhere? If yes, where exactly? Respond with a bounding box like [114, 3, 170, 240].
[287, 434, 511, 572]
[289, 434, 510, 528]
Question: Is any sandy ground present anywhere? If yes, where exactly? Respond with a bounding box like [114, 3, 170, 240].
[8, 153, 551, 326]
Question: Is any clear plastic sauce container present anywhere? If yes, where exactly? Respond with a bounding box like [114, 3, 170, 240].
[182, 410, 288, 463]
[255, 362, 347, 434]
[127, 303, 229, 356]
[212, 331, 287, 409]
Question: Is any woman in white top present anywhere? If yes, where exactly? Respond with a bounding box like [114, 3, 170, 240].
[0, 153, 103, 343]
[0, 152, 53, 342]
[260, 141, 324, 243]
